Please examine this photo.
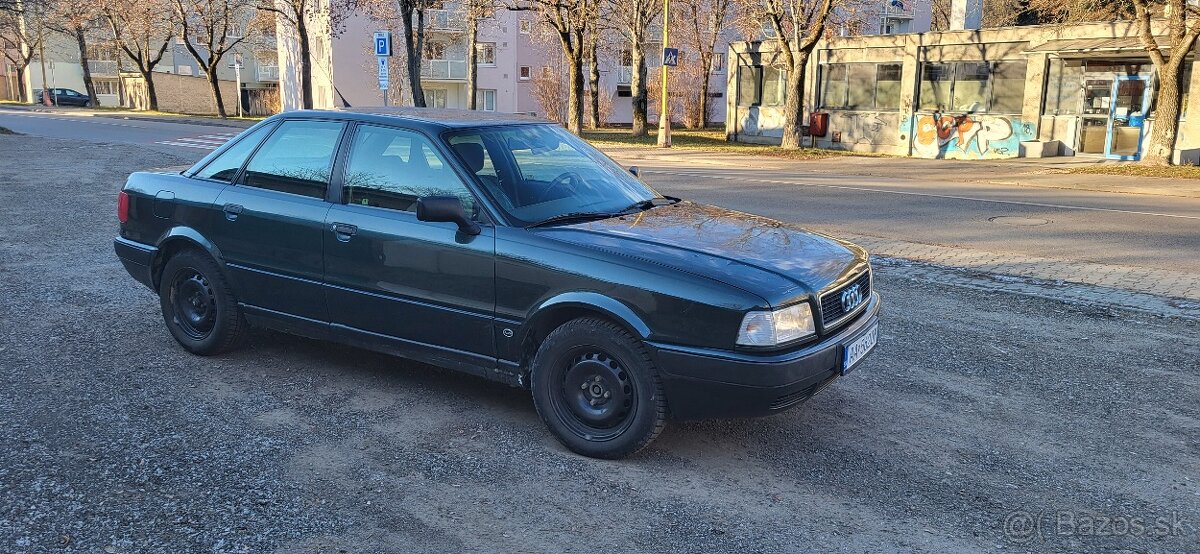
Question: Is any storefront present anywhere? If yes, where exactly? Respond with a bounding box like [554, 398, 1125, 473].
[727, 22, 1200, 162]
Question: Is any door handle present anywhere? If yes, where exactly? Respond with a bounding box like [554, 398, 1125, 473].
[331, 222, 358, 242]
[222, 203, 243, 221]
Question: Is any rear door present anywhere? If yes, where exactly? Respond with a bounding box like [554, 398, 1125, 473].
[322, 123, 497, 373]
[208, 118, 345, 324]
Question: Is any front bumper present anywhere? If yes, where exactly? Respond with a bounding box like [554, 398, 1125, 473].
[114, 236, 158, 290]
[649, 292, 881, 420]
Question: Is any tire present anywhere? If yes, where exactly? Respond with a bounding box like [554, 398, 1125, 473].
[158, 249, 247, 355]
[530, 317, 668, 459]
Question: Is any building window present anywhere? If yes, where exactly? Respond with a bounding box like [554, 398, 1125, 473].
[761, 66, 787, 107]
[712, 53, 725, 73]
[480, 89, 496, 111]
[425, 88, 448, 108]
[919, 61, 1027, 114]
[822, 64, 849, 108]
[476, 42, 496, 66]
[737, 65, 762, 107]
[519, 19, 532, 34]
[94, 79, 120, 95]
[424, 41, 447, 60]
[919, 63, 952, 111]
[821, 62, 902, 110]
[519, 65, 531, 80]
[989, 61, 1027, 114]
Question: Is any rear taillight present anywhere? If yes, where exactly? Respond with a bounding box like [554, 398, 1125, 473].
[117, 190, 130, 224]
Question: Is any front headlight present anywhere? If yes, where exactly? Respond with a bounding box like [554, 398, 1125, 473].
[736, 303, 816, 346]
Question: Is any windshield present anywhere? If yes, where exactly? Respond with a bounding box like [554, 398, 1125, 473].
[445, 124, 658, 226]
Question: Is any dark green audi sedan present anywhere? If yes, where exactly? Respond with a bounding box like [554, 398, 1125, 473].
[114, 109, 880, 459]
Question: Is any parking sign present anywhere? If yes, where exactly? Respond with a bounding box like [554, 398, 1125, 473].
[374, 31, 391, 57]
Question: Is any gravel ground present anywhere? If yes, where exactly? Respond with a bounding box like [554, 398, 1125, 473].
[1, 135, 1197, 553]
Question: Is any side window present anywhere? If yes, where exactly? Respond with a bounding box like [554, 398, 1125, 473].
[343, 125, 477, 215]
[193, 123, 275, 182]
[242, 120, 343, 198]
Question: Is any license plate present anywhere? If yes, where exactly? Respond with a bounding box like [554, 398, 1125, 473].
[842, 323, 878, 375]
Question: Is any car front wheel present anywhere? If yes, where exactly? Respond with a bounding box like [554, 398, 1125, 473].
[158, 249, 246, 355]
[530, 317, 667, 459]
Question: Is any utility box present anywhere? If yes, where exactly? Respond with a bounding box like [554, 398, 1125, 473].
[1020, 140, 1062, 158]
[809, 112, 829, 138]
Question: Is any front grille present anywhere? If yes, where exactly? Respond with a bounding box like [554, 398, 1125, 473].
[819, 270, 871, 328]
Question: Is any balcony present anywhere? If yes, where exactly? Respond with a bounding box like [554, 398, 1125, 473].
[426, 9, 466, 32]
[257, 65, 279, 81]
[880, 0, 915, 19]
[422, 58, 466, 80]
[86, 60, 118, 76]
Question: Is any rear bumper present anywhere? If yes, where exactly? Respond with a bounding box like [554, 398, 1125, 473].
[114, 236, 157, 290]
[649, 292, 881, 420]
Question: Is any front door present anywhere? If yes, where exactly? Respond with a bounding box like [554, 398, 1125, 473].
[1106, 75, 1151, 160]
[208, 119, 345, 323]
[323, 123, 497, 374]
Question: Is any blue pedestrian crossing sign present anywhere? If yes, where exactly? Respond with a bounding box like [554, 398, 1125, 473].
[662, 47, 679, 67]
[374, 31, 392, 57]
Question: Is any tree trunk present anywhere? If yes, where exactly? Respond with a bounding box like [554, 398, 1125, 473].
[588, 36, 600, 129]
[403, 5, 426, 107]
[566, 47, 584, 135]
[1142, 62, 1183, 165]
[16, 66, 28, 103]
[143, 69, 159, 111]
[630, 44, 648, 136]
[74, 27, 98, 106]
[207, 68, 227, 118]
[780, 52, 809, 149]
[466, 11, 478, 109]
[297, 17, 314, 109]
[696, 56, 710, 129]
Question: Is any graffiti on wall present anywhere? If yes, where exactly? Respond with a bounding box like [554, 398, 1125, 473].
[908, 114, 1035, 159]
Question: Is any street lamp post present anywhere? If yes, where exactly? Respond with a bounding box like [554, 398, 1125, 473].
[655, 0, 671, 148]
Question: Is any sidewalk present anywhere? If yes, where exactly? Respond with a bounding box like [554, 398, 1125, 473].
[601, 144, 1200, 198]
[0, 104, 257, 129]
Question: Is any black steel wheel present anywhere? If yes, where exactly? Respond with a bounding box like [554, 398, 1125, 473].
[158, 249, 246, 355]
[531, 317, 667, 459]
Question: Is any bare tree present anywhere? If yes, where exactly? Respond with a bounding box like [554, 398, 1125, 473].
[678, 0, 728, 128]
[608, 0, 659, 135]
[397, 0, 428, 106]
[0, 0, 48, 102]
[512, 0, 600, 134]
[102, 0, 173, 110]
[586, 22, 600, 127]
[174, 0, 255, 117]
[257, 0, 326, 109]
[47, 1, 104, 106]
[1129, 0, 1197, 165]
[739, 0, 836, 148]
[465, 0, 495, 109]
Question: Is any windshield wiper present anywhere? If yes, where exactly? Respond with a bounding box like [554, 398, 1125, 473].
[527, 211, 621, 228]
[622, 195, 681, 213]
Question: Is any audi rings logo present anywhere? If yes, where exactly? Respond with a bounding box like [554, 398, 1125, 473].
[840, 284, 863, 312]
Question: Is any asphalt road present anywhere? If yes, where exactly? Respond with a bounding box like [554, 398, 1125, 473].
[1, 123, 1198, 552]
[4, 108, 1198, 275]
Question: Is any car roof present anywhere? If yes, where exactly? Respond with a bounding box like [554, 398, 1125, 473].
[276, 107, 552, 131]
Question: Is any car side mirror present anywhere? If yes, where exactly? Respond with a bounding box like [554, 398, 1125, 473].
[416, 195, 481, 235]
[628, 166, 640, 177]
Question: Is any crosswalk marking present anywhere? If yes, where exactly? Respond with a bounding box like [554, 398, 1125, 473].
[155, 131, 239, 151]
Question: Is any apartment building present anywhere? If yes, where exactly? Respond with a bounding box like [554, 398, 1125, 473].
[331, 4, 735, 125]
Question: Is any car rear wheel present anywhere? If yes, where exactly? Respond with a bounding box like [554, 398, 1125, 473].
[158, 249, 246, 355]
[530, 317, 667, 459]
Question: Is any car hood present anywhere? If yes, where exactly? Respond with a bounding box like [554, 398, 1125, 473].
[532, 201, 867, 305]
